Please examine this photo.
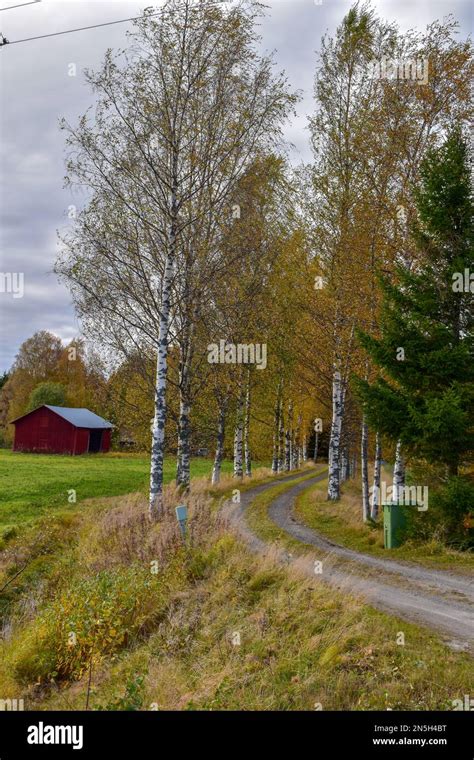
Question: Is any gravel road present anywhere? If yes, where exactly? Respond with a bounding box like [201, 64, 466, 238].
[225, 471, 474, 653]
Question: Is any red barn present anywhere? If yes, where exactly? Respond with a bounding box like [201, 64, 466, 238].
[11, 405, 113, 455]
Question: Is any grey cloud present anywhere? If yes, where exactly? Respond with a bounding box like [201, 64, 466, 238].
[0, 0, 471, 371]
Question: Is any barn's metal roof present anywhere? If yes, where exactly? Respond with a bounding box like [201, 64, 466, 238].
[44, 406, 113, 429]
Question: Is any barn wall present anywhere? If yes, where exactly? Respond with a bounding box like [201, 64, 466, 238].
[13, 407, 75, 454]
[101, 429, 111, 453]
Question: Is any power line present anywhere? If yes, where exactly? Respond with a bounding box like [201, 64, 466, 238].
[0, 1, 236, 47]
[0, 10, 164, 46]
[0, 0, 41, 11]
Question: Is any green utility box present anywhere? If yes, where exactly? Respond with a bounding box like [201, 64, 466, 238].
[383, 503, 407, 549]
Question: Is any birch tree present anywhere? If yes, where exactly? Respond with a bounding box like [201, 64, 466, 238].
[307, 6, 472, 507]
[233, 376, 244, 479]
[392, 440, 405, 505]
[57, 1, 297, 519]
[371, 432, 382, 520]
[361, 416, 370, 521]
[271, 379, 282, 473]
[244, 369, 252, 477]
[313, 431, 319, 463]
[211, 387, 229, 485]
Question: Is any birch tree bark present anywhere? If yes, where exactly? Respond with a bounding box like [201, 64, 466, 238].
[327, 368, 343, 500]
[176, 322, 194, 490]
[278, 400, 285, 473]
[211, 393, 228, 485]
[341, 447, 348, 482]
[393, 439, 405, 502]
[150, 214, 176, 519]
[393, 439, 405, 505]
[361, 416, 370, 522]
[175, 393, 191, 489]
[285, 401, 293, 471]
[293, 413, 301, 469]
[271, 380, 282, 474]
[313, 431, 319, 463]
[244, 370, 252, 477]
[233, 380, 244, 479]
[371, 431, 382, 520]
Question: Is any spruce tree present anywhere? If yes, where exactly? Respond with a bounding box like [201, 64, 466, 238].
[355, 128, 473, 477]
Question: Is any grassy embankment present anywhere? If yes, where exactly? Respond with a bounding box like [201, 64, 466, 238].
[0, 465, 472, 711]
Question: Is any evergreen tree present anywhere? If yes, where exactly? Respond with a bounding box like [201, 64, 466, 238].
[355, 128, 473, 477]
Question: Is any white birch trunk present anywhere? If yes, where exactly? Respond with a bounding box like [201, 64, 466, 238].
[285, 427, 291, 471]
[176, 395, 191, 490]
[149, 255, 174, 520]
[149, 181, 177, 520]
[313, 432, 319, 463]
[327, 369, 343, 500]
[341, 447, 348, 482]
[244, 370, 251, 477]
[371, 431, 382, 520]
[233, 381, 244, 478]
[393, 439, 405, 505]
[278, 400, 285, 473]
[271, 381, 281, 474]
[211, 395, 228, 486]
[361, 417, 370, 522]
[293, 413, 301, 469]
[176, 324, 194, 490]
[302, 434, 307, 462]
[285, 401, 292, 471]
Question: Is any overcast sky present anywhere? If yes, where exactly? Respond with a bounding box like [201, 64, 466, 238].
[0, 0, 471, 372]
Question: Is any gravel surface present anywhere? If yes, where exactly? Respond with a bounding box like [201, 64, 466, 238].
[224, 471, 474, 654]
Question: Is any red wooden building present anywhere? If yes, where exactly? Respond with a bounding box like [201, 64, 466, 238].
[11, 405, 113, 455]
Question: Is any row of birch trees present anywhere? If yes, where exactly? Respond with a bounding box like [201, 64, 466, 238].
[56, 0, 473, 522]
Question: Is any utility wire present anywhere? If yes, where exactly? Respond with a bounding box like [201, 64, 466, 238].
[0, 1, 234, 47]
[0, 0, 41, 11]
[0, 10, 164, 46]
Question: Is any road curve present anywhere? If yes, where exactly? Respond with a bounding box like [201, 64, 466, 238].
[225, 470, 474, 654]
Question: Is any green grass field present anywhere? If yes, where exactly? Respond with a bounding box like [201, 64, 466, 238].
[0, 450, 233, 530]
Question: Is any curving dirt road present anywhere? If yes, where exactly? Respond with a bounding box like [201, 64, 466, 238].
[225, 470, 474, 654]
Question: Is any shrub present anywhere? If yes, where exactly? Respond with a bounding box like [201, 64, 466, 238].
[404, 477, 474, 549]
[9, 558, 187, 684]
[97, 674, 146, 711]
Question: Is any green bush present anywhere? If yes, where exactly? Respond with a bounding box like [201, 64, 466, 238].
[405, 477, 474, 549]
[97, 674, 146, 711]
[9, 559, 186, 684]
